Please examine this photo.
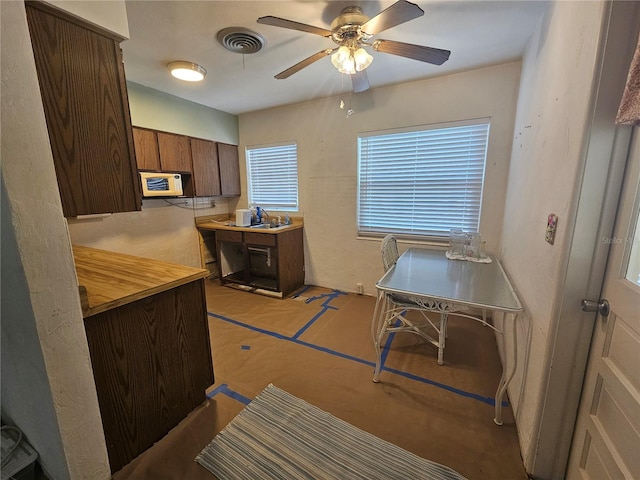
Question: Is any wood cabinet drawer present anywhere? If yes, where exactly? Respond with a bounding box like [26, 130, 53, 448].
[216, 230, 242, 243]
[245, 232, 277, 247]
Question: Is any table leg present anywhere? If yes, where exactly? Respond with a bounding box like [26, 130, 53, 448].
[437, 312, 448, 365]
[372, 290, 386, 383]
[494, 312, 519, 425]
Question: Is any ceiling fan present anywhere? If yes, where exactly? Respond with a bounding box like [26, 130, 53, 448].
[257, 0, 451, 93]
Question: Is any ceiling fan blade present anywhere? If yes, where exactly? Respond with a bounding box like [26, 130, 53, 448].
[257, 16, 332, 37]
[352, 70, 370, 93]
[361, 0, 424, 36]
[275, 49, 335, 79]
[373, 39, 450, 65]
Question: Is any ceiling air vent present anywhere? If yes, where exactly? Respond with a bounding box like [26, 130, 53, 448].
[217, 27, 265, 54]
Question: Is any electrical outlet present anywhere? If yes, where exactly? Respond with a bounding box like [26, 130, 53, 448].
[356, 282, 364, 295]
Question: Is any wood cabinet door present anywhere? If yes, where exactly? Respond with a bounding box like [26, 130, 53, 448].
[217, 143, 241, 196]
[277, 228, 305, 296]
[133, 127, 161, 170]
[157, 132, 192, 173]
[25, 2, 141, 217]
[84, 280, 214, 472]
[191, 138, 221, 196]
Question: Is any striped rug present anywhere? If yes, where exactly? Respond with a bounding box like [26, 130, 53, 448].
[196, 384, 468, 480]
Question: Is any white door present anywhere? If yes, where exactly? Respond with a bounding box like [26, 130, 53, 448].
[566, 127, 640, 479]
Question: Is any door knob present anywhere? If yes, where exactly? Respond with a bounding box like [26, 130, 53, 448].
[580, 299, 610, 317]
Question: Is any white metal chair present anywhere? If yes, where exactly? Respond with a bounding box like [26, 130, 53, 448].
[374, 235, 449, 366]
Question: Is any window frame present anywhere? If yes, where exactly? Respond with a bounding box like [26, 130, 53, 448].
[357, 118, 490, 241]
[245, 141, 299, 212]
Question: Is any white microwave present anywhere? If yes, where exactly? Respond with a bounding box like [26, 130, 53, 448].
[139, 171, 184, 197]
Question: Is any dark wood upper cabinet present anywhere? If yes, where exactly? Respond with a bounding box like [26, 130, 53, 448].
[132, 128, 161, 171]
[157, 132, 192, 173]
[191, 138, 222, 196]
[132, 126, 241, 198]
[217, 142, 241, 196]
[25, 1, 141, 217]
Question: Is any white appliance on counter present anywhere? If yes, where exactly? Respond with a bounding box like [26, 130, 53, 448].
[236, 209, 252, 226]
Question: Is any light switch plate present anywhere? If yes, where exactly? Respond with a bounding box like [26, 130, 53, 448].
[546, 214, 558, 245]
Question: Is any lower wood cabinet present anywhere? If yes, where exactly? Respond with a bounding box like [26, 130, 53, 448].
[215, 227, 304, 297]
[83, 279, 214, 473]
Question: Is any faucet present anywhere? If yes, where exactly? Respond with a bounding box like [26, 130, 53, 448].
[256, 206, 270, 224]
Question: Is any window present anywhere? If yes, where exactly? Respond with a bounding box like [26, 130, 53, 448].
[358, 120, 490, 239]
[246, 142, 299, 211]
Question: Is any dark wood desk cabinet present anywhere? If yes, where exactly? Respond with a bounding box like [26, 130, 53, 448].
[74, 246, 214, 473]
[204, 223, 305, 298]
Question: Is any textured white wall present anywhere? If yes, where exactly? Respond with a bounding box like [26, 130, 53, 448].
[237, 62, 521, 294]
[1, 2, 110, 478]
[498, 1, 606, 472]
[68, 198, 229, 268]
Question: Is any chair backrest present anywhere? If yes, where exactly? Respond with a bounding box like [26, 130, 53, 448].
[381, 234, 399, 272]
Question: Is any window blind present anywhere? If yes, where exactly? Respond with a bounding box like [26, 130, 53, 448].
[246, 142, 299, 211]
[358, 121, 490, 238]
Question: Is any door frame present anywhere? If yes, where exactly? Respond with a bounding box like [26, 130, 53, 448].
[529, 2, 640, 478]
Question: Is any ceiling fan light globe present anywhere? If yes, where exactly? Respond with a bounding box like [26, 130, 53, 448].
[331, 46, 357, 74]
[353, 48, 373, 71]
[340, 56, 357, 74]
[340, 64, 356, 75]
[331, 46, 350, 66]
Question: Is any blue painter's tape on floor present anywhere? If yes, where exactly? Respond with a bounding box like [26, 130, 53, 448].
[207, 290, 509, 409]
[206, 383, 229, 399]
[209, 312, 289, 340]
[292, 290, 345, 338]
[293, 284, 313, 296]
[304, 290, 347, 305]
[292, 308, 329, 339]
[207, 383, 252, 405]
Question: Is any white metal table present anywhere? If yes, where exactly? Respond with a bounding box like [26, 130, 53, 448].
[371, 248, 522, 425]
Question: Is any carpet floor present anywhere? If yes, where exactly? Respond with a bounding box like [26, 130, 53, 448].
[112, 281, 528, 480]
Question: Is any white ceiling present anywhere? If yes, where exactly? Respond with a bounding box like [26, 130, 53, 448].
[122, 1, 548, 115]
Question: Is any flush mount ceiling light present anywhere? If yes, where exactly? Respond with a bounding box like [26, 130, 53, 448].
[168, 61, 207, 82]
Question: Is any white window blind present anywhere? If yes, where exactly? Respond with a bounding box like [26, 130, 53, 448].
[246, 142, 299, 211]
[358, 121, 489, 238]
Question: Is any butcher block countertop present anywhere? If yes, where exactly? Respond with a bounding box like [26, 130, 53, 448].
[195, 214, 303, 234]
[73, 245, 208, 318]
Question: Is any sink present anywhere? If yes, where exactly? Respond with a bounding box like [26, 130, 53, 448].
[248, 223, 285, 229]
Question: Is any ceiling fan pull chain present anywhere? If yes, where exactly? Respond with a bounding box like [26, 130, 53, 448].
[347, 89, 354, 117]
